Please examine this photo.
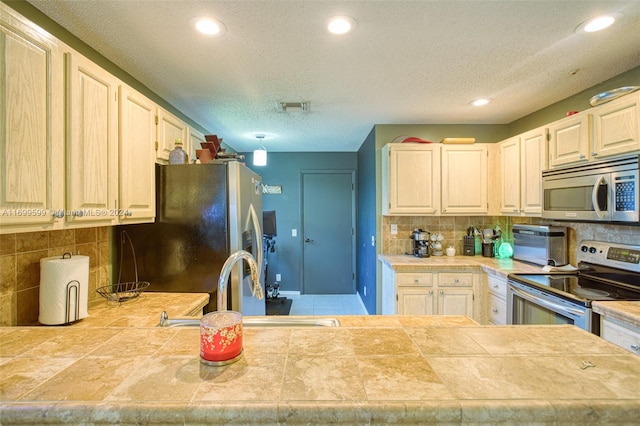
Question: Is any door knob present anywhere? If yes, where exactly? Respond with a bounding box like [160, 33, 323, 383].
[305, 238, 313, 243]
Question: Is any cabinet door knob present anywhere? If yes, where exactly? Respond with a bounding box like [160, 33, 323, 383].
[631, 344, 640, 352]
[454, 278, 459, 283]
[429, 290, 433, 296]
[592, 152, 598, 157]
[414, 278, 419, 283]
[492, 308, 498, 313]
[52, 210, 65, 219]
[439, 290, 444, 296]
[579, 154, 586, 159]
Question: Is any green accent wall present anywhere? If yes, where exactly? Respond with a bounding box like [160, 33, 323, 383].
[509, 66, 640, 135]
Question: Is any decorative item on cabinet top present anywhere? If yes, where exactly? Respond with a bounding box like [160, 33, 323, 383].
[392, 135, 433, 144]
[440, 138, 476, 144]
[589, 86, 640, 107]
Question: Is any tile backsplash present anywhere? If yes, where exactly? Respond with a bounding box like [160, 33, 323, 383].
[0, 228, 112, 326]
[382, 215, 640, 266]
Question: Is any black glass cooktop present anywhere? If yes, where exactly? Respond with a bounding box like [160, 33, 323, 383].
[513, 273, 640, 302]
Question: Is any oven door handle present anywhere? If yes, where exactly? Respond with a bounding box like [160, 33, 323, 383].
[509, 284, 586, 318]
[591, 175, 607, 219]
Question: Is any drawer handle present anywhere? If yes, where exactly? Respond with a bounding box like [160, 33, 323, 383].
[454, 278, 459, 283]
[631, 344, 640, 352]
[493, 284, 499, 289]
[414, 278, 419, 283]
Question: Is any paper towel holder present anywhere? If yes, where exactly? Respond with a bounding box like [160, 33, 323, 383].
[65, 279, 80, 323]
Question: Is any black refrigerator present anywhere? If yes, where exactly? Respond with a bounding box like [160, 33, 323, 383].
[116, 161, 265, 315]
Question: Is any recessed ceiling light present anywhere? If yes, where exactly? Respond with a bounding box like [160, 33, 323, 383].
[191, 17, 226, 36]
[470, 98, 491, 107]
[244, 132, 277, 140]
[325, 16, 357, 35]
[576, 13, 622, 33]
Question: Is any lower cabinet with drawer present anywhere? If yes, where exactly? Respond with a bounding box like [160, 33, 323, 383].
[381, 263, 479, 321]
[601, 317, 640, 356]
[486, 270, 508, 325]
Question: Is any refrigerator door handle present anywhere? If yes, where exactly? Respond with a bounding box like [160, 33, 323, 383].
[249, 203, 263, 278]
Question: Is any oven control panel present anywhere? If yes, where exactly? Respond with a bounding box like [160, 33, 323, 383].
[578, 240, 640, 273]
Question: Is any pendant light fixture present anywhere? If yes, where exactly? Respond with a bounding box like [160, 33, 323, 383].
[253, 134, 267, 166]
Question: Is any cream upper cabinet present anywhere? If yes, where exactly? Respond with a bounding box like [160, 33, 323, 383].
[0, 4, 65, 233]
[499, 136, 521, 215]
[499, 127, 546, 216]
[64, 50, 119, 227]
[592, 92, 640, 159]
[381, 144, 440, 215]
[187, 127, 206, 164]
[118, 85, 156, 224]
[441, 144, 488, 214]
[156, 108, 188, 162]
[548, 111, 590, 168]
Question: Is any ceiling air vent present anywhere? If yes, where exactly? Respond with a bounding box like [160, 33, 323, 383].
[276, 101, 311, 113]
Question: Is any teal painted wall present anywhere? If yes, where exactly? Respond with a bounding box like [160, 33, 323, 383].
[244, 152, 358, 294]
[356, 129, 377, 314]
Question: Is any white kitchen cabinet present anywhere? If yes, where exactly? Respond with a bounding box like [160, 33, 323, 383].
[381, 262, 478, 320]
[381, 144, 440, 215]
[601, 316, 640, 356]
[486, 271, 508, 325]
[398, 287, 436, 315]
[156, 107, 188, 162]
[441, 144, 488, 214]
[548, 111, 590, 168]
[187, 127, 206, 164]
[592, 92, 640, 159]
[0, 5, 65, 233]
[64, 50, 119, 227]
[118, 85, 156, 224]
[499, 127, 546, 216]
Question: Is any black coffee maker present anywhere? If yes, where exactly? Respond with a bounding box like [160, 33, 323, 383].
[411, 229, 430, 257]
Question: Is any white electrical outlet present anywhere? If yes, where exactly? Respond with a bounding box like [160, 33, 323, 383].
[292, 229, 297, 237]
[391, 224, 398, 235]
[276, 273, 281, 281]
[364, 286, 367, 297]
[371, 235, 376, 246]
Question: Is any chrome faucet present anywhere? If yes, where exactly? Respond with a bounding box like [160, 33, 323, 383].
[217, 250, 264, 311]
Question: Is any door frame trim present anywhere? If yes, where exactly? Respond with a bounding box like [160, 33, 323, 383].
[299, 169, 356, 294]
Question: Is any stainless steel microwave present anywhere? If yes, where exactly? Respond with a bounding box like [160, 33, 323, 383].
[542, 154, 639, 222]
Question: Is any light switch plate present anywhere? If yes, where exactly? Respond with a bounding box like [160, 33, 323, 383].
[292, 229, 297, 237]
[391, 224, 398, 235]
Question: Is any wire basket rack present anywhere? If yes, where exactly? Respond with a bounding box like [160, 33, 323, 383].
[96, 230, 150, 303]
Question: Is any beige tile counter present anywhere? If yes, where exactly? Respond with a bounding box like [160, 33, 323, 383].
[1, 316, 639, 424]
[593, 301, 640, 328]
[76, 292, 210, 327]
[379, 254, 544, 277]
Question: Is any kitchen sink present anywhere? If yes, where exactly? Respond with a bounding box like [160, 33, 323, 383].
[157, 311, 340, 327]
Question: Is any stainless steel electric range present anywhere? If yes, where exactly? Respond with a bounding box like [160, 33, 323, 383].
[507, 240, 640, 335]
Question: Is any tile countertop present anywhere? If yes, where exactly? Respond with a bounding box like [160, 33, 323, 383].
[379, 254, 545, 276]
[76, 292, 210, 327]
[2, 316, 640, 425]
[593, 301, 640, 328]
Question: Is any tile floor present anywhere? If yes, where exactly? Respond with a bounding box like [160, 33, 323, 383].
[284, 293, 368, 316]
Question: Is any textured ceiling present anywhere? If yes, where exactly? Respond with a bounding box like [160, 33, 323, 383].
[26, 1, 640, 153]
